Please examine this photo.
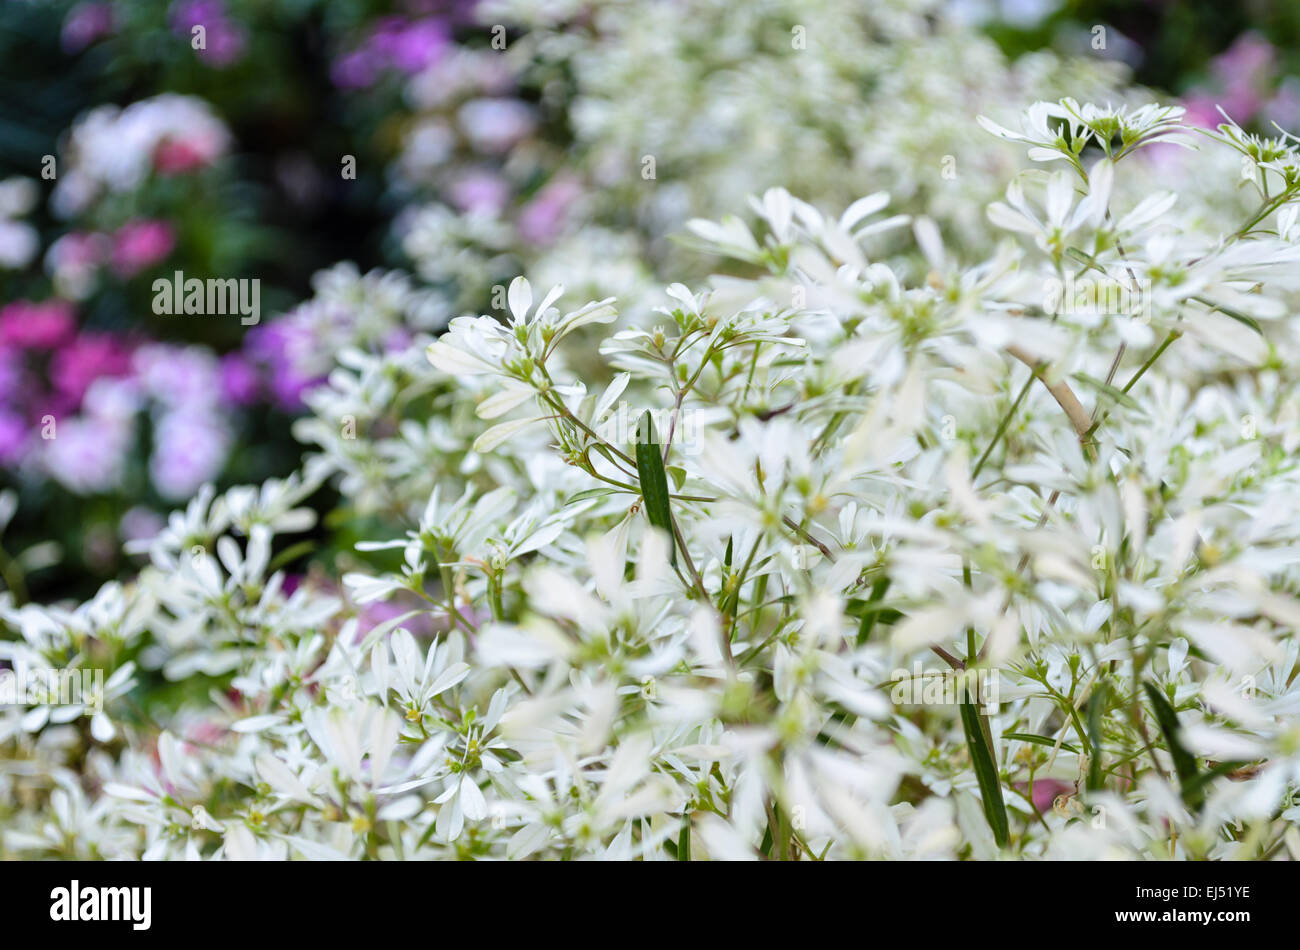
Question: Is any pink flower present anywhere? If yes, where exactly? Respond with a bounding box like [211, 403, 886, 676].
[51, 333, 133, 406]
[517, 176, 583, 245]
[1021, 778, 1075, 814]
[448, 170, 511, 216]
[1212, 33, 1274, 96]
[1180, 93, 1222, 131]
[111, 220, 176, 278]
[0, 299, 76, 349]
[154, 139, 212, 174]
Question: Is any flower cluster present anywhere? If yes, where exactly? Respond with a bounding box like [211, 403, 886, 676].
[5, 99, 1300, 860]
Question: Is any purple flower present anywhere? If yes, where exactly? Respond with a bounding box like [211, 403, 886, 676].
[150, 410, 229, 500]
[61, 2, 114, 53]
[0, 410, 28, 465]
[120, 506, 166, 545]
[133, 344, 222, 411]
[331, 49, 381, 89]
[218, 352, 261, 406]
[245, 322, 321, 411]
[370, 18, 451, 75]
[169, 0, 246, 68]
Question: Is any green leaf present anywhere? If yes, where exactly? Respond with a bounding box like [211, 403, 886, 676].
[1180, 760, 1251, 800]
[1064, 246, 1106, 275]
[1086, 684, 1107, 792]
[1073, 372, 1141, 411]
[855, 577, 891, 645]
[1003, 732, 1082, 756]
[677, 814, 691, 861]
[961, 684, 1009, 848]
[635, 412, 677, 566]
[1192, 295, 1262, 335]
[1142, 681, 1202, 808]
[563, 487, 621, 506]
[268, 540, 316, 574]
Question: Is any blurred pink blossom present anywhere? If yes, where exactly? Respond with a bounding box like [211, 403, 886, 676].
[111, 220, 176, 277]
[0, 299, 76, 349]
[51, 333, 133, 406]
[448, 170, 511, 216]
[517, 176, 583, 245]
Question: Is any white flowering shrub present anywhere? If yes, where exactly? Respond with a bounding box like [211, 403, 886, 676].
[396, 0, 1133, 314]
[5, 100, 1300, 860]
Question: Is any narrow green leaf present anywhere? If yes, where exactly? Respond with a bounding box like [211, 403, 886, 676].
[961, 684, 1009, 848]
[677, 814, 691, 861]
[1064, 246, 1106, 275]
[563, 487, 620, 506]
[856, 577, 891, 645]
[1182, 759, 1251, 800]
[1142, 681, 1202, 808]
[1086, 684, 1106, 792]
[1192, 295, 1262, 334]
[268, 540, 316, 574]
[635, 412, 677, 566]
[1073, 372, 1141, 411]
[1003, 732, 1082, 756]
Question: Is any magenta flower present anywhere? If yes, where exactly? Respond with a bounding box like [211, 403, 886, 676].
[0, 299, 76, 349]
[51, 333, 133, 406]
[369, 18, 451, 75]
[111, 220, 176, 278]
